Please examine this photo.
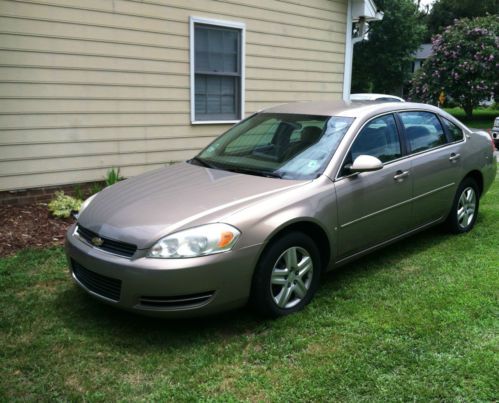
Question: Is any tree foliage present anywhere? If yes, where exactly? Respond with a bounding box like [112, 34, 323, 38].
[426, 0, 498, 39]
[352, 0, 426, 94]
[409, 16, 498, 118]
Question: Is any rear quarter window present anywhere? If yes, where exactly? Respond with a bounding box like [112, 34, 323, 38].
[441, 118, 464, 142]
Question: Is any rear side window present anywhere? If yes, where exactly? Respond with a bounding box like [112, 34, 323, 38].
[399, 111, 447, 153]
[442, 118, 464, 142]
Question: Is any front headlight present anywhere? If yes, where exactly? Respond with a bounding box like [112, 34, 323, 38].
[147, 223, 241, 259]
[75, 193, 98, 219]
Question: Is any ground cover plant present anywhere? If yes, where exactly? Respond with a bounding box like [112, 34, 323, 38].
[1, 175, 498, 401]
[47, 191, 82, 219]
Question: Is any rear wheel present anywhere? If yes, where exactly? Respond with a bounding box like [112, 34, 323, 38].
[446, 178, 479, 234]
[250, 232, 321, 318]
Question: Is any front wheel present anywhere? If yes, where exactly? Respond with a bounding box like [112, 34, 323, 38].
[250, 232, 321, 318]
[446, 178, 480, 234]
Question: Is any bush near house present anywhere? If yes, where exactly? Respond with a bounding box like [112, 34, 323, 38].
[46, 168, 124, 219]
[47, 192, 82, 219]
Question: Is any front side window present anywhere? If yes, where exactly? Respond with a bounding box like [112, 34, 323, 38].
[399, 111, 447, 153]
[349, 114, 402, 163]
[193, 113, 354, 180]
[191, 18, 244, 122]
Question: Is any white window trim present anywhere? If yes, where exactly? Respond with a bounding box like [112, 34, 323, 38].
[189, 16, 246, 125]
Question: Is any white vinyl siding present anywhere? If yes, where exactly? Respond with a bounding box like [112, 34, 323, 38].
[0, 0, 347, 191]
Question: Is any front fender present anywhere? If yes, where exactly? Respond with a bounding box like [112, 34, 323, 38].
[225, 177, 338, 267]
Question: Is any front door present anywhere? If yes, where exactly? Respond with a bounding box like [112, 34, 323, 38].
[335, 114, 413, 259]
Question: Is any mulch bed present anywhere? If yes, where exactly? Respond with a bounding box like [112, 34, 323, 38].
[0, 203, 74, 257]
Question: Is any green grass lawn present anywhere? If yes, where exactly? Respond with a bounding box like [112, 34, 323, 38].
[445, 107, 498, 130]
[1, 176, 498, 401]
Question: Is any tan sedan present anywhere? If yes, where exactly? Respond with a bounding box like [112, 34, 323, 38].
[65, 101, 497, 317]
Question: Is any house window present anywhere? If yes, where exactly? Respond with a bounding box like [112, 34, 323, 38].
[190, 17, 245, 124]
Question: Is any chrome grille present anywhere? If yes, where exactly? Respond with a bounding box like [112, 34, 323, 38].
[76, 225, 137, 258]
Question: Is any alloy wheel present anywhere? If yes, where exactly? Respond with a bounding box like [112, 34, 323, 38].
[457, 186, 476, 229]
[270, 246, 313, 309]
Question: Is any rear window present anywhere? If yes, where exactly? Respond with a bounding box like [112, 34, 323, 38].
[376, 97, 403, 103]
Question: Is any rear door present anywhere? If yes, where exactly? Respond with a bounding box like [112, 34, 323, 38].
[397, 111, 464, 227]
[335, 113, 412, 259]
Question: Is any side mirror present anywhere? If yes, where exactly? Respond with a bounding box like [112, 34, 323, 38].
[350, 155, 383, 173]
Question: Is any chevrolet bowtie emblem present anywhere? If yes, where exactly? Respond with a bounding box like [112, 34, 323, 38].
[91, 237, 104, 247]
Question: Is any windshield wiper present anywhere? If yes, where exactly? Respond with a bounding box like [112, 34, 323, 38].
[189, 156, 219, 169]
[190, 158, 281, 178]
[224, 166, 282, 178]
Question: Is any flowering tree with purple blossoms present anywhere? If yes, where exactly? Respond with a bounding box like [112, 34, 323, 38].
[409, 16, 498, 118]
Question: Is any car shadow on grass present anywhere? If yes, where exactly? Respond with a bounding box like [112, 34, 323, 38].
[321, 225, 449, 289]
[53, 285, 264, 349]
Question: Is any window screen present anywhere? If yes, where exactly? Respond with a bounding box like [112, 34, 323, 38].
[194, 24, 242, 121]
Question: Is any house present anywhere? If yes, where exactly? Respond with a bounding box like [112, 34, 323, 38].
[0, 0, 381, 199]
[412, 43, 433, 73]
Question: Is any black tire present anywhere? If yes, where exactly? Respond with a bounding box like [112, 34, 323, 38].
[250, 231, 321, 318]
[446, 177, 480, 234]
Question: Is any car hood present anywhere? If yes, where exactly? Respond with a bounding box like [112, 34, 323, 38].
[78, 162, 306, 249]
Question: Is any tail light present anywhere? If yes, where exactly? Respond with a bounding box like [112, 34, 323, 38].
[488, 130, 496, 152]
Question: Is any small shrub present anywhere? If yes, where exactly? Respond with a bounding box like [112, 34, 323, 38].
[105, 168, 124, 187]
[48, 191, 82, 218]
[90, 182, 103, 195]
[73, 184, 84, 200]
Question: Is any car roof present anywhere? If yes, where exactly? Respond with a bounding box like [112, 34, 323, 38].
[261, 100, 441, 118]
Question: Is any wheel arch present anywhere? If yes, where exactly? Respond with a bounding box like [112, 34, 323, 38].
[257, 219, 332, 273]
[463, 170, 483, 197]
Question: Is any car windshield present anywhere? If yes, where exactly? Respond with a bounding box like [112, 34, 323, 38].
[192, 113, 354, 180]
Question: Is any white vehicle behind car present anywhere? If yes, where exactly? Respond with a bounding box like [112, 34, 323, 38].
[350, 93, 405, 103]
[492, 116, 499, 150]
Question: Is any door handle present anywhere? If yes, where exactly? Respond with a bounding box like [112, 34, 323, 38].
[393, 170, 409, 182]
[449, 153, 461, 162]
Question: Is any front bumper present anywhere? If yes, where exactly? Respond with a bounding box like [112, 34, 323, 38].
[65, 224, 261, 317]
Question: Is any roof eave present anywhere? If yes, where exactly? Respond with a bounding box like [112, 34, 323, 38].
[352, 0, 384, 22]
